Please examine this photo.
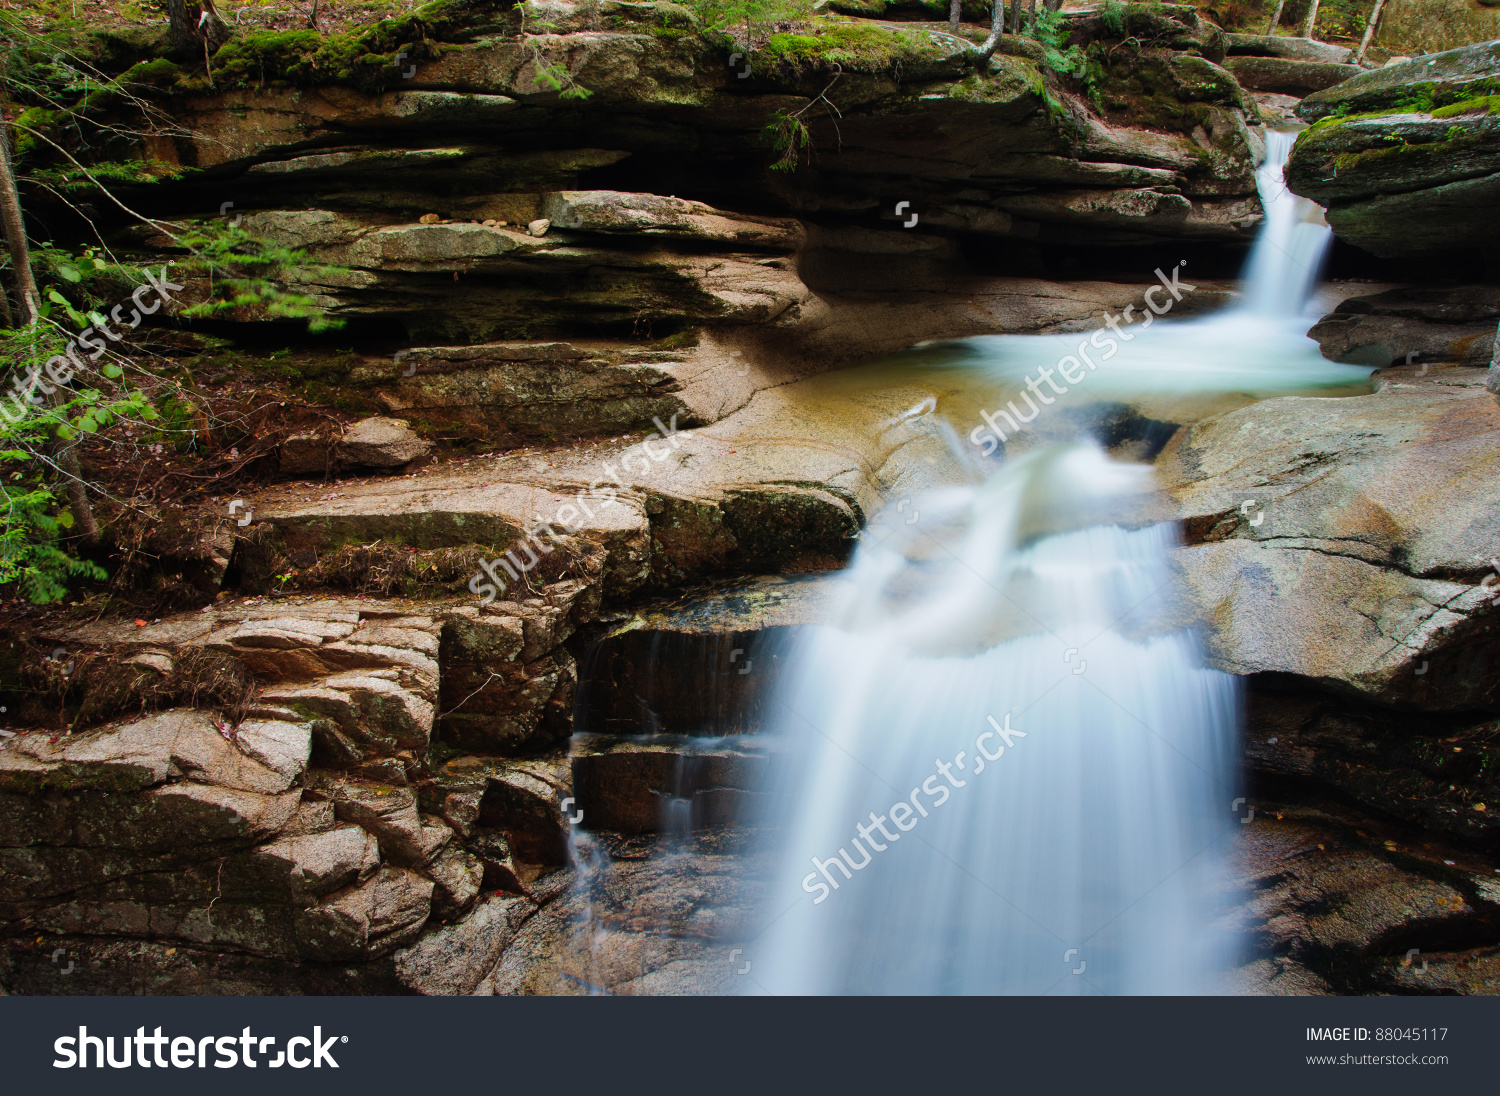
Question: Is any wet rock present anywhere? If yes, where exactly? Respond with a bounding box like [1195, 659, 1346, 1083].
[571, 735, 768, 834]
[1310, 286, 1499, 368]
[489, 828, 768, 995]
[471, 757, 574, 868]
[1225, 804, 1500, 994]
[1246, 686, 1500, 846]
[569, 576, 839, 744]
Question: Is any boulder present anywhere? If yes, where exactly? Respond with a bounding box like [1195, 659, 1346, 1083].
[1287, 112, 1500, 204]
[1224, 56, 1361, 95]
[1297, 41, 1500, 123]
[337, 416, 431, 467]
[1224, 33, 1355, 65]
[1308, 285, 1500, 367]
[279, 416, 430, 475]
[1288, 42, 1500, 258]
[1161, 383, 1500, 710]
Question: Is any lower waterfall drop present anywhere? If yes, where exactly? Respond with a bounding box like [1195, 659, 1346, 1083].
[751, 445, 1240, 994]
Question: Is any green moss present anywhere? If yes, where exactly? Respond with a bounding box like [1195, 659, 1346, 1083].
[754, 22, 946, 76]
[1331, 130, 1483, 174]
[1432, 93, 1500, 119]
[120, 57, 184, 86]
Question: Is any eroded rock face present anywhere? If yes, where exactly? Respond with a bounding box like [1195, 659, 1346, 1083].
[1288, 42, 1500, 259]
[486, 829, 770, 996]
[1309, 285, 1500, 368]
[1160, 380, 1500, 710]
[1227, 802, 1500, 996]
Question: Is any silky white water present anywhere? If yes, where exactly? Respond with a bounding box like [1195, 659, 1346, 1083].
[934, 127, 1370, 414]
[748, 130, 1349, 995]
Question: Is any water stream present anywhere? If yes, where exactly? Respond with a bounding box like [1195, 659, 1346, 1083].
[745, 130, 1364, 995]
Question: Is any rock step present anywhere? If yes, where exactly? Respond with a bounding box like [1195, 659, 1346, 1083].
[571, 733, 770, 834]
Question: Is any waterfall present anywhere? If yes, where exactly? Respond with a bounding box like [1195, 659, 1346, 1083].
[1239, 128, 1334, 317]
[745, 127, 1343, 996]
[750, 446, 1239, 994]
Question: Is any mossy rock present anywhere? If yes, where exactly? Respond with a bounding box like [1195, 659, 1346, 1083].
[1298, 40, 1500, 123]
[1288, 109, 1500, 203]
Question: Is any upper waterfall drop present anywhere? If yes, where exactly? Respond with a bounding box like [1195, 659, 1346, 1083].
[1239, 127, 1334, 318]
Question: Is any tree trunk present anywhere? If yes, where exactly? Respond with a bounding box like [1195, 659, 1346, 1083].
[1265, 0, 1286, 35]
[1357, 0, 1387, 62]
[0, 219, 19, 328]
[0, 131, 41, 324]
[974, 0, 1006, 61]
[950, 0, 961, 33]
[0, 124, 100, 543]
[1302, 0, 1321, 37]
[165, 0, 230, 58]
[1009, 0, 1021, 35]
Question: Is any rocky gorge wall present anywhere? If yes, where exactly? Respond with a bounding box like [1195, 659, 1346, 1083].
[3, 3, 1499, 996]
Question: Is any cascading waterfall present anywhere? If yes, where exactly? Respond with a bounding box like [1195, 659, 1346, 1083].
[928, 127, 1362, 413]
[747, 130, 1349, 995]
[751, 448, 1239, 994]
[1240, 128, 1335, 317]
